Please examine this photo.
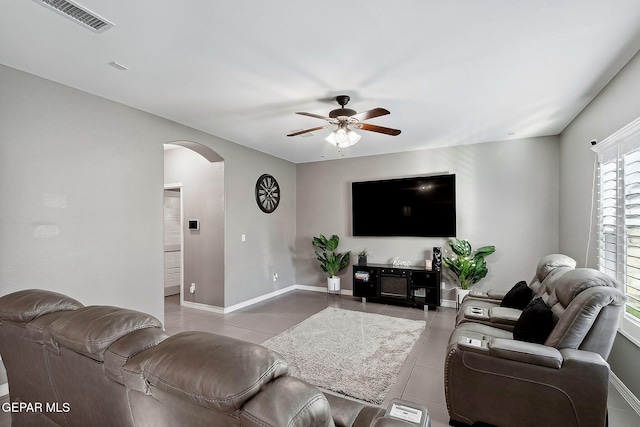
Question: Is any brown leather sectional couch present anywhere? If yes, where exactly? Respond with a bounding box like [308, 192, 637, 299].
[0, 289, 421, 427]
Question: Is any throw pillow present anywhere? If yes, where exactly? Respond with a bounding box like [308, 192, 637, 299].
[513, 297, 554, 344]
[500, 280, 533, 309]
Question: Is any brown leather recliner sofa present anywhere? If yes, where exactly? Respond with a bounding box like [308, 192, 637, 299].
[454, 254, 578, 331]
[444, 255, 626, 427]
[0, 289, 423, 427]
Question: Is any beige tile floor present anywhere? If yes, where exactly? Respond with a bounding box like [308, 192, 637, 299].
[164, 291, 640, 427]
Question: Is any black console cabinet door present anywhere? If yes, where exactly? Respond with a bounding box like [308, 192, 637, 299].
[353, 266, 378, 298]
[410, 271, 441, 306]
[354, 280, 378, 298]
[409, 271, 438, 289]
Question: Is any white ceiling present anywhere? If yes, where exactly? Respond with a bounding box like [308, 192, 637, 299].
[3, 1, 640, 163]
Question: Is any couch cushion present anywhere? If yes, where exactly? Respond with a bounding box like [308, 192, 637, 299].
[513, 298, 554, 344]
[0, 289, 83, 322]
[545, 285, 626, 355]
[25, 311, 76, 349]
[240, 377, 332, 427]
[48, 306, 162, 361]
[535, 254, 576, 283]
[140, 331, 289, 413]
[104, 327, 169, 385]
[555, 269, 620, 307]
[500, 280, 532, 309]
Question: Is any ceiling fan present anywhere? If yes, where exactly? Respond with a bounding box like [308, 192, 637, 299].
[286, 95, 401, 148]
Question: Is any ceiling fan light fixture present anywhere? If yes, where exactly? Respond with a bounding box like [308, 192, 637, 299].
[347, 129, 361, 145]
[325, 125, 360, 148]
[325, 131, 337, 145]
[335, 127, 348, 145]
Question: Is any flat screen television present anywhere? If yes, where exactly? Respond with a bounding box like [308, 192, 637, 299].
[352, 174, 456, 237]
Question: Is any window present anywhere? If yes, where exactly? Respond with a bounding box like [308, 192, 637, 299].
[594, 117, 640, 347]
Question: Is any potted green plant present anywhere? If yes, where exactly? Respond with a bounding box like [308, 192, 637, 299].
[443, 238, 496, 304]
[312, 234, 351, 292]
[357, 248, 369, 266]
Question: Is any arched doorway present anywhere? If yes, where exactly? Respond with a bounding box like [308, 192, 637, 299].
[163, 141, 225, 309]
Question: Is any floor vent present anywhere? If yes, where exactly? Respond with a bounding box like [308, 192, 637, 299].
[33, 0, 114, 33]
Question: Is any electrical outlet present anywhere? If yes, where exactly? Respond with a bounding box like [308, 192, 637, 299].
[272, 273, 278, 282]
[189, 283, 196, 293]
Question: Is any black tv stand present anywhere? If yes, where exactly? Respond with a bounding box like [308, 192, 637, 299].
[353, 264, 441, 309]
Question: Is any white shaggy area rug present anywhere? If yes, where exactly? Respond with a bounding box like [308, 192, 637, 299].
[262, 307, 426, 404]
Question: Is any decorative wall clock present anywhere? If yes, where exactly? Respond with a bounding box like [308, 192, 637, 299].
[255, 174, 280, 213]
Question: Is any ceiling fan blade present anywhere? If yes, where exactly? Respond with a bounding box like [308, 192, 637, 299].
[295, 111, 332, 121]
[357, 123, 402, 136]
[350, 108, 390, 121]
[287, 125, 331, 137]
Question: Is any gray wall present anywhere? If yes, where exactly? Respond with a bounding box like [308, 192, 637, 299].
[0, 64, 297, 320]
[164, 146, 225, 307]
[560, 49, 640, 397]
[222, 146, 297, 307]
[295, 136, 560, 301]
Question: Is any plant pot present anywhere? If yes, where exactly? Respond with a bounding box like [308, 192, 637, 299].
[358, 255, 368, 266]
[327, 276, 341, 293]
[456, 288, 470, 309]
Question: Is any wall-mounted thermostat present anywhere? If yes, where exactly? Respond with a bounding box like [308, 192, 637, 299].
[188, 220, 200, 230]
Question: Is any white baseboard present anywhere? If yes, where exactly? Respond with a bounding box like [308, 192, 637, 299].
[610, 371, 640, 416]
[223, 285, 299, 313]
[181, 285, 300, 314]
[179, 285, 455, 315]
[180, 300, 226, 314]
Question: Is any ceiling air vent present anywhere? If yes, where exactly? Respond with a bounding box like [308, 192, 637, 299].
[33, 0, 114, 33]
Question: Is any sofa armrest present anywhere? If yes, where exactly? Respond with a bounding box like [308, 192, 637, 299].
[463, 306, 490, 321]
[466, 290, 489, 299]
[324, 392, 386, 427]
[487, 289, 508, 300]
[460, 306, 520, 329]
[488, 338, 563, 369]
[373, 418, 416, 427]
[379, 398, 429, 427]
[560, 348, 609, 369]
[240, 376, 333, 427]
[488, 307, 521, 325]
[465, 289, 507, 301]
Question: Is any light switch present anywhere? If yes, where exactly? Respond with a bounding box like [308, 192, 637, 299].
[241, 234, 246, 242]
